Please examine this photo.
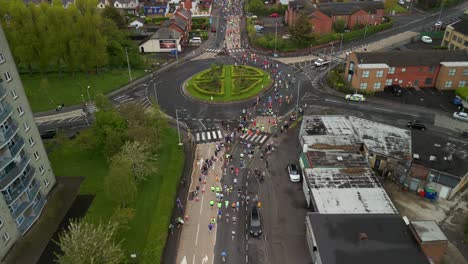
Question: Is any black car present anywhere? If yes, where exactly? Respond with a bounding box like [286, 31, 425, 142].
[407, 121, 426, 130]
[249, 206, 262, 237]
[384, 85, 403, 96]
[40, 129, 57, 139]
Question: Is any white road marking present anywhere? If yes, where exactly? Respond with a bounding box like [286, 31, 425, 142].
[200, 195, 204, 214]
[195, 224, 200, 246]
[180, 256, 187, 264]
[217, 130, 222, 139]
[201, 132, 206, 141]
[251, 134, 258, 142]
[259, 135, 268, 144]
[212, 131, 217, 139]
[241, 133, 247, 139]
[207, 131, 211, 140]
[199, 119, 207, 129]
[196, 133, 200, 142]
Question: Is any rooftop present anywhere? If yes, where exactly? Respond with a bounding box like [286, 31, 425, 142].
[354, 50, 468, 67]
[317, 2, 384, 16]
[300, 116, 412, 161]
[150, 27, 181, 39]
[412, 131, 468, 178]
[305, 150, 369, 168]
[410, 221, 448, 242]
[306, 213, 431, 264]
[304, 167, 380, 189]
[450, 17, 468, 36]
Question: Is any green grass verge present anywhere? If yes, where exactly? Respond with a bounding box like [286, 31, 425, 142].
[455, 87, 468, 100]
[385, 3, 408, 13]
[21, 69, 146, 113]
[186, 65, 272, 102]
[48, 127, 184, 263]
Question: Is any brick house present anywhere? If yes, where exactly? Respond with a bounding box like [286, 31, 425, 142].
[143, 0, 169, 16]
[161, 6, 192, 45]
[286, 1, 384, 35]
[344, 50, 468, 91]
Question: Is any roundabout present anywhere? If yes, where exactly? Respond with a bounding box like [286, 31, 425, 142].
[184, 64, 272, 103]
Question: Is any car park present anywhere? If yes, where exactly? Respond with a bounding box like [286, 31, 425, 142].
[407, 121, 426, 130]
[421, 36, 432, 44]
[345, 94, 366, 102]
[287, 164, 301, 182]
[249, 206, 262, 237]
[453, 112, 468, 122]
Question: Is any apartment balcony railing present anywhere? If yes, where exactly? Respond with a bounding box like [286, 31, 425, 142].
[0, 124, 19, 149]
[1, 164, 34, 204]
[0, 84, 6, 101]
[10, 182, 40, 220]
[0, 104, 12, 124]
[18, 196, 46, 235]
[0, 137, 25, 172]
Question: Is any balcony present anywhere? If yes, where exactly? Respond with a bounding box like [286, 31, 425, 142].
[10, 182, 40, 219]
[0, 124, 19, 149]
[0, 137, 25, 172]
[0, 83, 6, 101]
[2, 164, 34, 204]
[0, 104, 12, 124]
[18, 196, 46, 235]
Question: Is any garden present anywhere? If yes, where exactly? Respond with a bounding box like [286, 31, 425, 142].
[186, 64, 272, 102]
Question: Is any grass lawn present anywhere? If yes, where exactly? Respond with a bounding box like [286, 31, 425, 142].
[186, 65, 272, 102]
[48, 127, 184, 263]
[21, 69, 146, 113]
[385, 3, 408, 13]
[456, 86, 468, 100]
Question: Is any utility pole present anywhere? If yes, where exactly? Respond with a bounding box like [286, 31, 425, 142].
[86, 85, 91, 102]
[339, 33, 344, 53]
[328, 43, 333, 73]
[81, 94, 89, 126]
[125, 47, 133, 82]
[274, 21, 278, 53]
[153, 77, 158, 105]
[175, 108, 183, 146]
[296, 80, 301, 110]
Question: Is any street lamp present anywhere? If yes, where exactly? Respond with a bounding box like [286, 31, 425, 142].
[274, 21, 278, 53]
[175, 108, 184, 146]
[339, 33, 344, 53]
[86, 85, 91, 102]
[125, 47, 133, 82]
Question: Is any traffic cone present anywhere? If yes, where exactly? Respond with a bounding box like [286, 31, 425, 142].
[202, 186, 205, 193]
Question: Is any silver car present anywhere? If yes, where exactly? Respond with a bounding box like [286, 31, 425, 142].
[453, 112, 468, 122]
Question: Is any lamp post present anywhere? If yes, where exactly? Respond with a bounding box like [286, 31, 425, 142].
[153, 76, 159, 105]
[339, 33, 344, 53]
[81, 94, 89, 126]
[274, 21, 278, 53]
[296, 80, 301, 110]
[86, 85, 91, 102]
[175, 108, 183, 146]
[125, 47, 133, 82]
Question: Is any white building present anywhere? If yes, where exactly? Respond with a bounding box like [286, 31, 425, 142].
[139, 28, 182, 53]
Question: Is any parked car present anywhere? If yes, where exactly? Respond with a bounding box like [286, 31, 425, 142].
[452, 96, 464, 110]
[287, 164, 301, 182]
[40, 129, 57, 139]
[407, 121, 426, 130]
[384, 85, 403, 96]
[453, 112, 468, 122]
[345, 93, 366, 102]
[398, 0, 405, 4]
[435, 20, 443, 27]
[269, 13, 278, 18]
[211, 26, 216, 32]
[421, 35, 433, 44]
[282, 34, 291, 39]
[249, 206, 262, 237]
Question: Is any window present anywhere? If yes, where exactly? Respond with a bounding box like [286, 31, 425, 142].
[385, 79, 392, 85]
[362, 70, 370, 78]
[39, 165, 45, 174]
[388, 67, 395, 74]
[2, 232, 9, 243]
[401, 68, 406, 73]
[349, 62, 355, 71]
[44, 178, 50, 187]
[3, 72, 11, 82]
[445, 31, 449, 37]
[429, 66, 436, 73]
[376, 70, 384, 77]
[0, 52, 4, 63]
[463, 68, 468, 76]
[23, 122, 30, 132]
[373, 82, 381, 90]
[17, 106, 24, 116]
[444, 81, 452, 88]
[448, 68, 456, 76]
[359, 83, 368, 90]
[28, 137, 35, 147]
[459, 80, 466, 87]
[11, 89, 17, 99]
[33, 151, 40, 160]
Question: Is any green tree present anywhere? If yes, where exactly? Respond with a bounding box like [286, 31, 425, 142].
[290, 14, 312, 43]
[333, 19, 346, 33]
[55, 220, 125, 264]
[111, 207, 135, 232]
[102, 6, 127, 28]
[119, 140, 156, 183]
[105, 155, 138, 207]
[94, 110, 128, 157]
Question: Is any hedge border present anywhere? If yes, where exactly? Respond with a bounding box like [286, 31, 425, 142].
[232, 78, 263, 95]
[232, 65, 264, 77]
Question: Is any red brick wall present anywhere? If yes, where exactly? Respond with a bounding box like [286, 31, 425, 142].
[348, 9, 384, 29]
[286, 6, 297, 25]
[310, 10, 333, 35]
[387, 66, 440, 88]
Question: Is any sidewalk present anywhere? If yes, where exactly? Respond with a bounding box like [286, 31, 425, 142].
[175, 143, 225, 264]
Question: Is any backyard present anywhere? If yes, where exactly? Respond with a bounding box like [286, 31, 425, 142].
[48, 126, 184, 263]
[21, 69, 146, 112]
[186, 65, 272, 102]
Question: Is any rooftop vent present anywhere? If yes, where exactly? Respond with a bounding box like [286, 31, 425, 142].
[358, 233, 368, 241]
[413, 153, 420, 159]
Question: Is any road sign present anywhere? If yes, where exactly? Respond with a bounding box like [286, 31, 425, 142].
[170, 49, 177, 54]
[209, 18, 213, 24]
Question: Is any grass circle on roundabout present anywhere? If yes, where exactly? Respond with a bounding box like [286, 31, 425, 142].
[185, 64, 273, 102]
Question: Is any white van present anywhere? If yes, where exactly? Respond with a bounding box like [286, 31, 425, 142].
[190, 37, 202, 44]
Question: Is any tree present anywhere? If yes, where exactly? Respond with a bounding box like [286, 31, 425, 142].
[94, 110, 128, 157]
[333, 19, 346, 33]
[102, 6, 127, 28]
[94, 93, 113, 111]
[384, 0, 397, 9]
[55, 220, 125, 264]
[290, 14, 312, 43]
[105, 155, 137, 207]
[111, 207, 135, 232]
[118, 140, 156, 183]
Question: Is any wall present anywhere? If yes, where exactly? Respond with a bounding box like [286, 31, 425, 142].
[442, 26, 468, 51]
[139, 38, 182, 53]
[387, 65, 439, 88]
[435, 64, 468, 90]
[310, 11, 333, 35]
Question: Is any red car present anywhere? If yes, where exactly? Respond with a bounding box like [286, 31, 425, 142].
[269, 13, 278, 18]
[211, 26, 216, 32]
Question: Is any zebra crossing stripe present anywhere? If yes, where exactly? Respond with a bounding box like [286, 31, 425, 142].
[196, 133, 200, 142]
[207, 132, 211, 140]
[201, 132, 206, 141]
[245, 134, 253, 141]
[259, 135, 268, 144]
[241, 133, 247, 139]
[212, 131, 217, 139]
[254, 135, 263, 143]
[217, 130, 222, 139]
[251, 134, 259, 142]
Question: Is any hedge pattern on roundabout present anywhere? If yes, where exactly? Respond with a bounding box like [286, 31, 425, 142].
[186, 64, 272, 102]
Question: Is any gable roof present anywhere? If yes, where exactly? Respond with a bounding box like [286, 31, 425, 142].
[317, 2, 384, 16]
[151, 27, 181, 39]
[173, 16, 188, 30]
[354, 50, 468, 67]
[176, 7, 191, 19]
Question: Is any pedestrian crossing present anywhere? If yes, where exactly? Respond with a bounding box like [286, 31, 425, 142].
[240, 132, 270, 145]
[228, 48, 245, 53]
[205, 48, 222, 53]
[113, 94, 152, 108]
[194, 129, 224, 144]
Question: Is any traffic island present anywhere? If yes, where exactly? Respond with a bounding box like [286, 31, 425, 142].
[184, 64, 272, 103]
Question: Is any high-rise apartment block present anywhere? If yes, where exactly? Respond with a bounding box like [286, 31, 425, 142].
[0, 25, 56, 259]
